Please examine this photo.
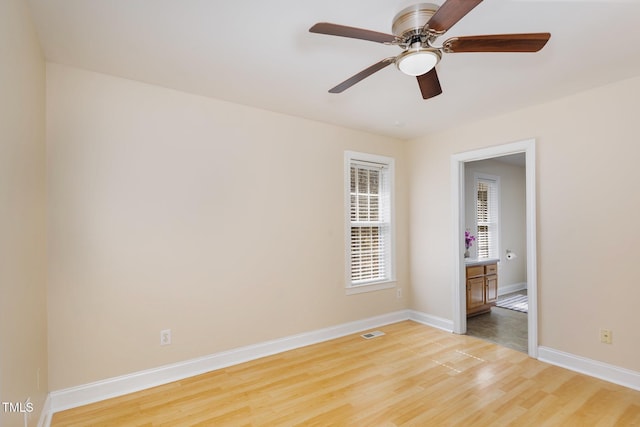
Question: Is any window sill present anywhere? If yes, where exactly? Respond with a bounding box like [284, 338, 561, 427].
[346, 281, 396, 295]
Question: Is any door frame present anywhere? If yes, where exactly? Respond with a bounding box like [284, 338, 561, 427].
[450, 138, 538, 358]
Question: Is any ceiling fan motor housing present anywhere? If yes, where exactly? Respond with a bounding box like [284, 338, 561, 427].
[391, 3, 439, 39]
[392, 4, 441, 76]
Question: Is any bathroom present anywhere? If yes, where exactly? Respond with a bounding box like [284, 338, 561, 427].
[464, 153, 528, 352]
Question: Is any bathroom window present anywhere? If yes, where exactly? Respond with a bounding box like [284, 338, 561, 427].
[475, 174, 500, 259]
[344, 151, 395, 294]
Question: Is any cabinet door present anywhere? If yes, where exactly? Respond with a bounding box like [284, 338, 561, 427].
[467, 277, 485, 309]
[485, 274, 498, 303]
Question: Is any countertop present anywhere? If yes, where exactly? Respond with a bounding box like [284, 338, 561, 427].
[464, 257, 500, 266]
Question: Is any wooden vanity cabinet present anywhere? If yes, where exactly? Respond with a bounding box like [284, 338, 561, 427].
[466, 262, 498, 317]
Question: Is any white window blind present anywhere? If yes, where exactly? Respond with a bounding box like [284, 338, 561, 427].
[346, 153, 394, 287]
[476, 176, 499, 259]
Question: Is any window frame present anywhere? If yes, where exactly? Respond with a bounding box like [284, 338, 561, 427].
[344, 151, 396, 295]
[474, 173, 500, 260]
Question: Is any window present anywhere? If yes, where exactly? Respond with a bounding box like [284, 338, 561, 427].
[475, 174, 500, 259]
[345, 152, 395, 293]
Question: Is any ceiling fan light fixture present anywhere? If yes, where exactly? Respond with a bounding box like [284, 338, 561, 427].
[396, 48, 441, 76]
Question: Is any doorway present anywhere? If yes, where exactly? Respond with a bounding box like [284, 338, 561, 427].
[451, 139, 538, 358]
[465, 154, 527, 352]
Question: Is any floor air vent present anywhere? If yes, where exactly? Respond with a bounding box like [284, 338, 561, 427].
[361, 330, 385, 339]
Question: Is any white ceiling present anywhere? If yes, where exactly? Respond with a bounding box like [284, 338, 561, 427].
[27, 0, 640, 140]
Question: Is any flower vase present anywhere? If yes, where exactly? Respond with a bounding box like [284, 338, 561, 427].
[464, 249, 470, 258]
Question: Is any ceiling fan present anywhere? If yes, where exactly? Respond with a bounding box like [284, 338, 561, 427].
[309, 0, 550, 100]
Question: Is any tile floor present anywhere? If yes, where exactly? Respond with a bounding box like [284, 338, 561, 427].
[466, 290, 528, 353]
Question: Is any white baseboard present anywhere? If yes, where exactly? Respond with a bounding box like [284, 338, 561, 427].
[408, 310, 454, 332]
[498, 282, 527, 296]
[37, 394, 52, 427]
[42, 311, 639, 425]
[48, 310, 410, 416]
[538, 346, 640, 391]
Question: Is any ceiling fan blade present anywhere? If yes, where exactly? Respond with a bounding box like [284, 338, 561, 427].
[416, 68, 443, 100]
[329, 59, 394, 93]
[309, 22, 396, 44]
[444, 33, 551, 53]
[427, 0, 483, 34]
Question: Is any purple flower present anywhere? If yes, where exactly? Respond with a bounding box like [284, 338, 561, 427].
[464, 231, 476, 249]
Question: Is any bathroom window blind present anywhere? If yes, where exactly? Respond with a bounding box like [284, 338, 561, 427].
[476, 177, 499, 259]
[347, 157, 393, 285]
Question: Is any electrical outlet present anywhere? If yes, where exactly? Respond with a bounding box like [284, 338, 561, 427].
[600, 328, 612, 344]
[160, 329, 172, 346]
[397, 288, 402, 299]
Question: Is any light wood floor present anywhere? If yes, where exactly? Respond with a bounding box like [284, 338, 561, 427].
[52, 321, 640, 426]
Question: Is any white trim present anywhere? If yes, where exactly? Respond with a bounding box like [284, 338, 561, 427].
[498, 281, 527, 296]
[451, 156, 466, 334]
[538, 347, 640, 391]
[408, 310, 454, 332]
[48, 310, 409, 414]
[345, 281, 395, 295]
[524, 142, 538, 358]
[37, 394, 52, 427]
[451, 139, 538, 358]
[38, 313, 640, 421]
[344, 151, 396, 294]
[473, 172, 501, 260]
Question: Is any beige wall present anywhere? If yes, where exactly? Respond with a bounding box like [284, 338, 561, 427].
[46, 63, 409, 390]
[0, 0, 48, 425]
[464, 158, 527, 289]
[409, 75, 640, 372]
[16, 16, 640, 398]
